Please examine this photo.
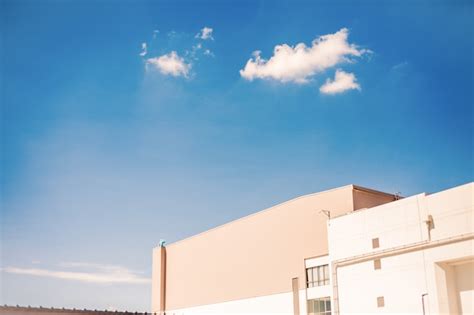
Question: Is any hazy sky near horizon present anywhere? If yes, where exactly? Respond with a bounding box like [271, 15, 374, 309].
[1, 0, 473, 311]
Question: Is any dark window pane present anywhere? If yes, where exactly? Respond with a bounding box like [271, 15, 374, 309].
[319, 300, 326, 312]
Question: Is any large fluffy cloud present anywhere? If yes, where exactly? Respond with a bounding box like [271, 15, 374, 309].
[146, 51, 191, 77]
[319, 69, 360, 94]
[240, 28, 367, 83]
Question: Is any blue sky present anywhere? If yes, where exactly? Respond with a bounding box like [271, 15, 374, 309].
[1, 0, 472, 311]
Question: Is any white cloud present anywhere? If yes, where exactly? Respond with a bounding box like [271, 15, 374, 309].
[195, 27, 214, 40]
[146, 51, 191, 77]
[319, 69, 361, 95]
[391, 61, 408, 71]
[203, 49, 214, 57]
[240, 28, 368, 83]
[58, 261, 142, 274]
[3, 262, 150, 285]
[139, 42, 147, 57]
[186, 43, 204, 60]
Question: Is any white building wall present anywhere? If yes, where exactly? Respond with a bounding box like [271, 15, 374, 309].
[329, 183, 474, 315]
[336, 250, 430, 313]
[329, 194, 428, 261]
[166, 289, 307, 315]
[425, 240, 473, 314]
[453, 261, 474, 315]
[166, 256, 336, 315]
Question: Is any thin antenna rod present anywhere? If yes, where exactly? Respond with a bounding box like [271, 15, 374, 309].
[319, 210, 331, 219]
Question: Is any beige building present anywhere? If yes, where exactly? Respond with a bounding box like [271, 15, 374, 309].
[151, 185, 397, 314]
[151, 183, 473, 314]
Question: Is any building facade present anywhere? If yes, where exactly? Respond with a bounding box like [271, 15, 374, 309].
[151, 183, 473, 314]
[329, 182, 473, 314]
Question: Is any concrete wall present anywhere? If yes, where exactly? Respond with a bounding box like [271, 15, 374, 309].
[152, 185, 395, 312]
[169, 265, 333, 315]
[167, 289, 308, 315]
[352, 187, 398, 211]
[453, 261, 474, 315]
[329, 182, 474, 315]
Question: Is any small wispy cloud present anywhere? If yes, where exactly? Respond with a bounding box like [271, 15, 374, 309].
[186, 43, 214, 60]
[2, 262, 150, 285]
[146, 51, 191, 77]
[240, 28, 368, 84]
[139, 42, 147, 57]
[391, 61, 408, 71]
[167, 30, 178, 38]
[58, 261, 143, 274]
[203, 49, 214, 57]
[319, 69, 360, 95]
[195, 26, 214, 40]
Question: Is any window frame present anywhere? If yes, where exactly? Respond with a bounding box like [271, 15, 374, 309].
[307, 296, 331, 315]
[306, 264, 330, 288]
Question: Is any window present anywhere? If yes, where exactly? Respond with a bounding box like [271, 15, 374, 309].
[374, 259, 381, 270]
[377, 296, 385, 308]
[306, 264, 329, 287]
[372, 238, 380, 249]
[307, 297, 331, 315]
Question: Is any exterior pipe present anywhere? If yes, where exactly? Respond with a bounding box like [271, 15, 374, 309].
[422, 293, 428, 315]
[160, 246, 167, 314]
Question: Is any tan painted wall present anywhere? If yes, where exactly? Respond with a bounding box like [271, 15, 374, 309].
[154, 185, 395, 311]
[352, 186, 397, 210]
